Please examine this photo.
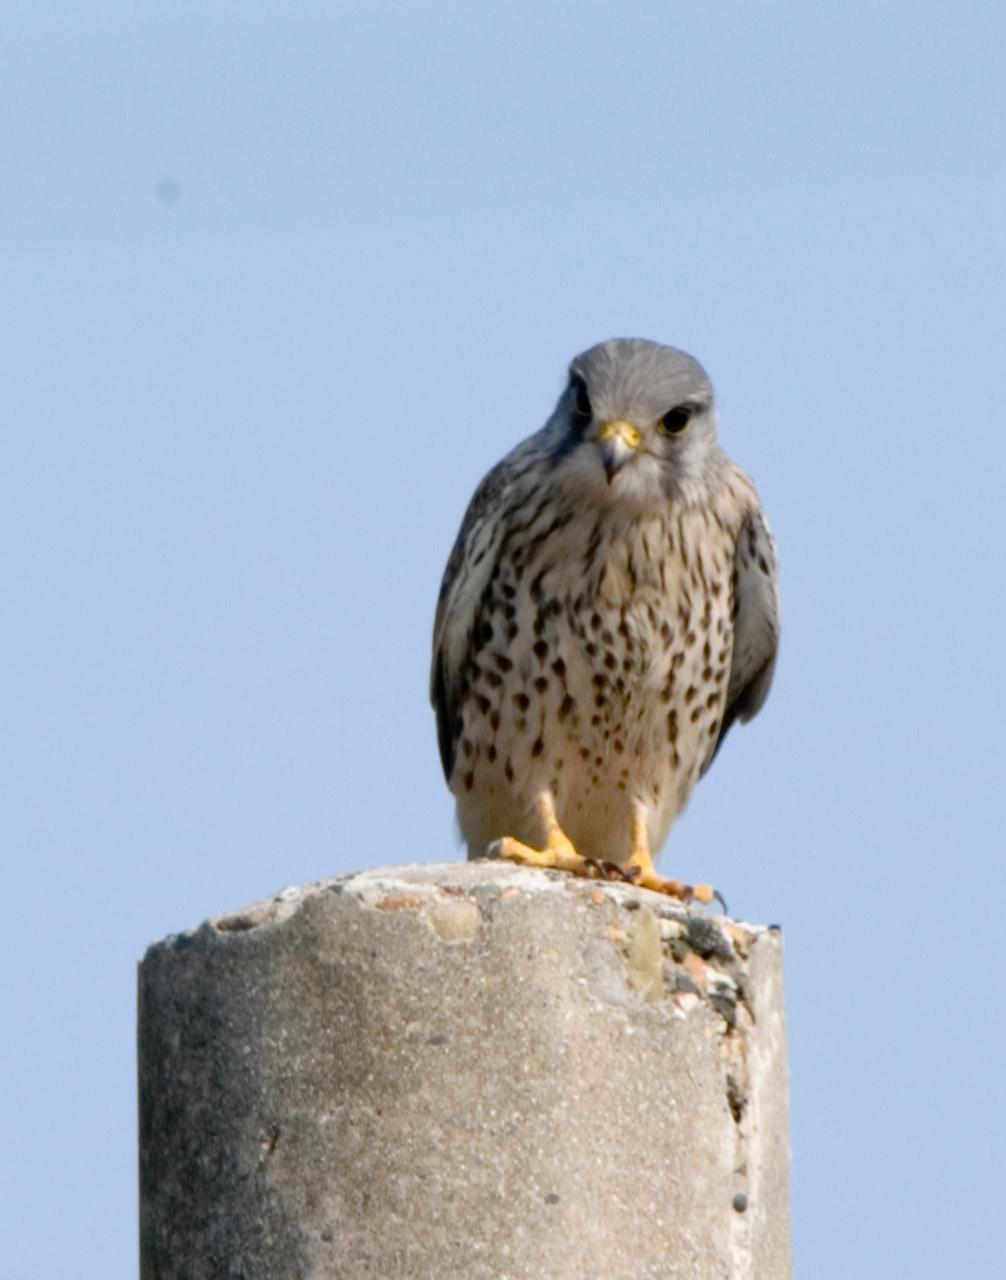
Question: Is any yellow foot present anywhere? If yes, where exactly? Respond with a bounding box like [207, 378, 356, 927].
[491, 833, 600, 877]
[488, 795, 726, 912]
[625, 864, 724, 910]
[621, 810, 727, 911]
[489, 791, 611, 881]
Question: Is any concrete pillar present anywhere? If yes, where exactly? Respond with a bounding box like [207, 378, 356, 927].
[138, 861, 791, 1279]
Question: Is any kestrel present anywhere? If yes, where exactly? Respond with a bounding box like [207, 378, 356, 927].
[430, 339, 779, 903]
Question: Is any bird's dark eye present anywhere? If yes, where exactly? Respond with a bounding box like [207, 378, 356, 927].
[658, 403, 695, 436]
[570, 375, 592, 422]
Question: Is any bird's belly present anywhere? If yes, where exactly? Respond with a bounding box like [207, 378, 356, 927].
[451, 551, 732, 863]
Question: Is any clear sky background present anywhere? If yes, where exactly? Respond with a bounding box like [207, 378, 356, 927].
[2, 2, 1004, 1274]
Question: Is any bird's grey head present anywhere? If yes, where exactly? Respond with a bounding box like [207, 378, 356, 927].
[547, 338, 722, 511]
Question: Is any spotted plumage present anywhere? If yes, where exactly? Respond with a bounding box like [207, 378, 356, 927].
[431, 338, 779, 899]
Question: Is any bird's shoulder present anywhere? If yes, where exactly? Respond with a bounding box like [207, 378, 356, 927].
[433, 434, 544, 632]
[707, 460, 765, 529]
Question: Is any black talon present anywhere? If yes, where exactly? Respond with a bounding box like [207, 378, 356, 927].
[712, 889, 728, 915]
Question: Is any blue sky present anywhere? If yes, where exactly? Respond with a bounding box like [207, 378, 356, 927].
[3, 2, 1004, 1274]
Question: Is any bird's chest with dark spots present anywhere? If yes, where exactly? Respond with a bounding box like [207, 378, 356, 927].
[452, 513, 733, 805]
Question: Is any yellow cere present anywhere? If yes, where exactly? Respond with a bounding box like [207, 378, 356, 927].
[599, 419, 642, 448]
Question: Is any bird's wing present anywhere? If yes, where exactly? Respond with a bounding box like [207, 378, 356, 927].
[704, 498, 780, 771]
[430, 446, 533, 782]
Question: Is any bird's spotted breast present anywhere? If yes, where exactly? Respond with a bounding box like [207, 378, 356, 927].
[449, 497, 737, 863]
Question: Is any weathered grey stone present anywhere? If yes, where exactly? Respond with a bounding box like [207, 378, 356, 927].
[138, 862, 791, 1279]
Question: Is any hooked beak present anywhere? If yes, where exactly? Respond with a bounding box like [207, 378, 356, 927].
[598, 419, 642, 482]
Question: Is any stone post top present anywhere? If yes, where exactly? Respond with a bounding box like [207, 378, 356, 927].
[144, 861, 783, 1037]
[151, 859, 780, 955]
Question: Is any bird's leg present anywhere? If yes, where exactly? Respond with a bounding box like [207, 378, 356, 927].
[490, 791, 600, 878]
[624, 807, 720, 907]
